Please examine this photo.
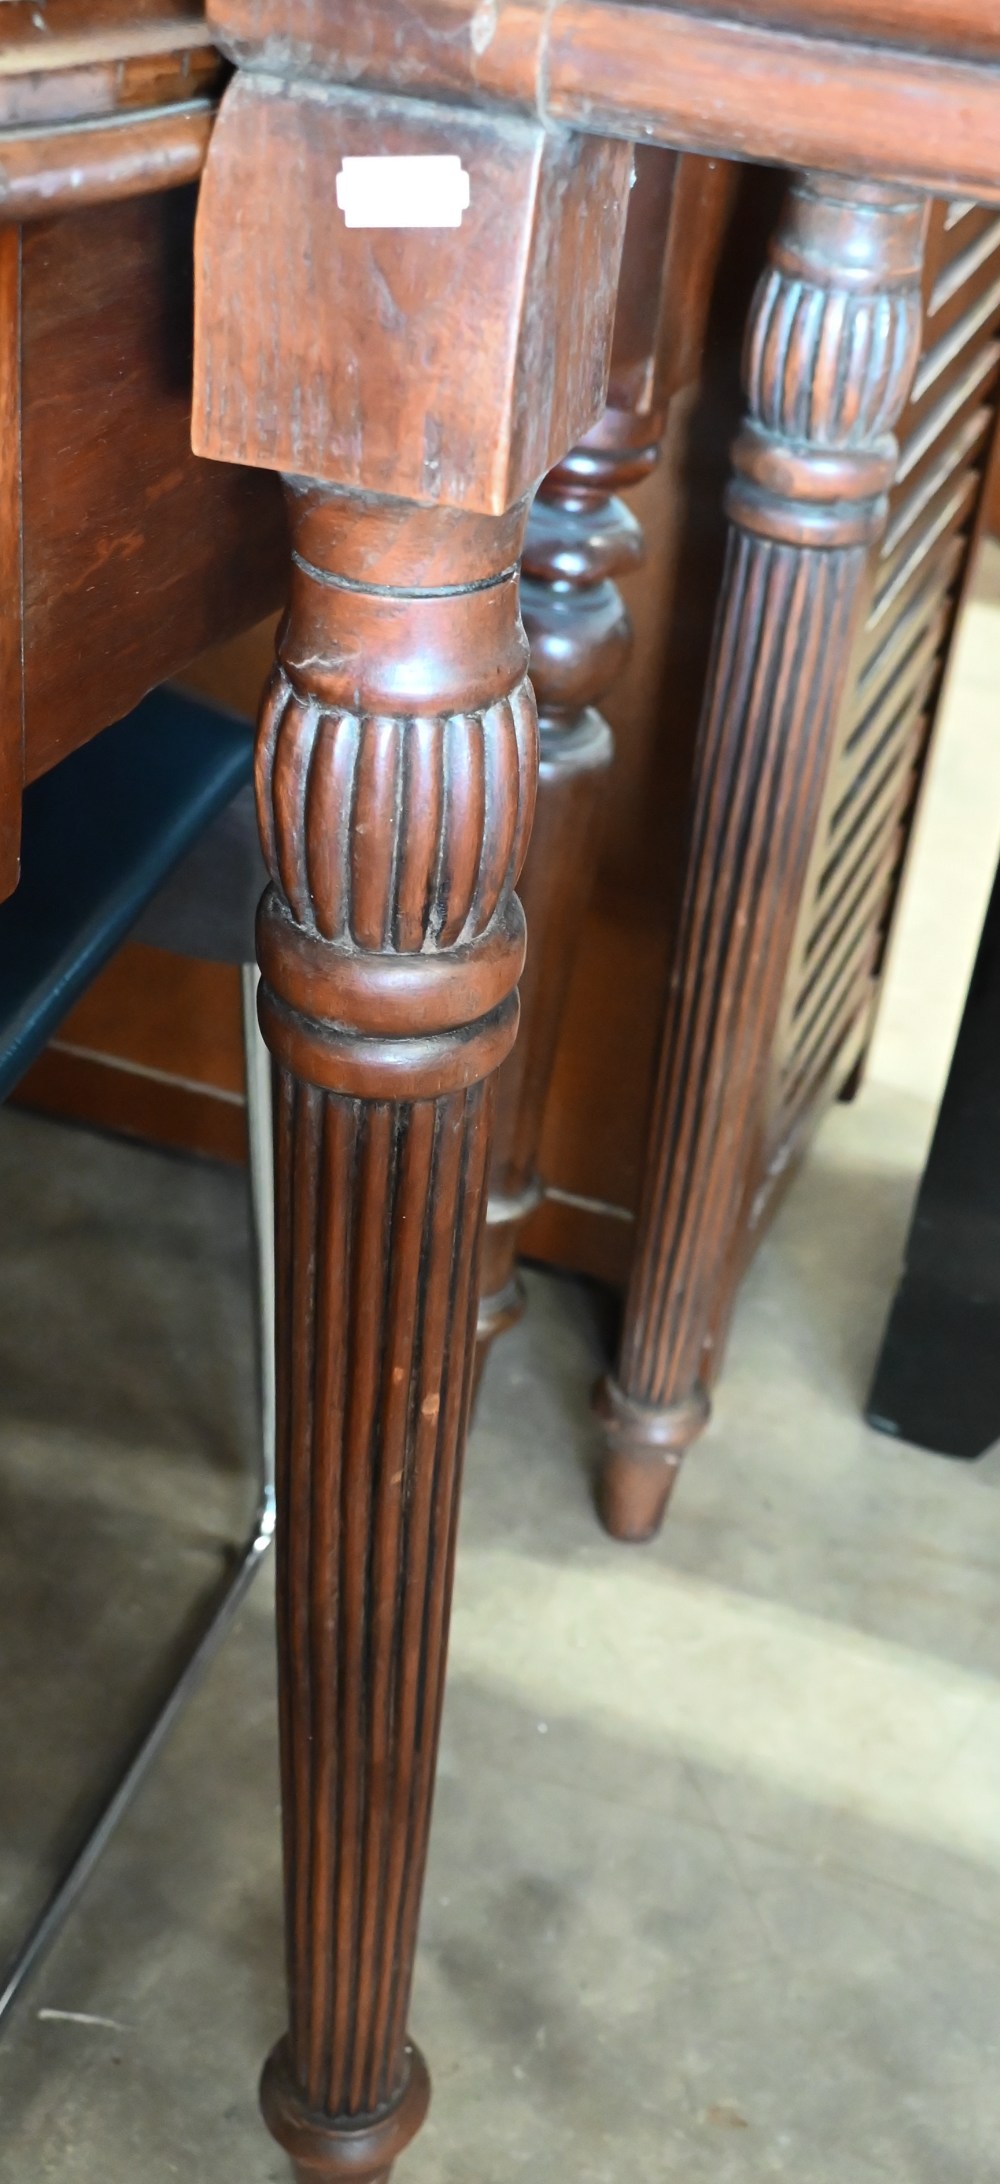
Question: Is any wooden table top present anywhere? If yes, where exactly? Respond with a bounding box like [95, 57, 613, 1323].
[643, 0, 1000, 59]
[204, 0, 1000, 203]
[3, 4, 997, 213]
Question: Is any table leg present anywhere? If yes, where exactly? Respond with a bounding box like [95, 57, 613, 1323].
[254, 482, 536, 2182]
[597, 172, 930, 1541]
[191, 65, 632, 2178]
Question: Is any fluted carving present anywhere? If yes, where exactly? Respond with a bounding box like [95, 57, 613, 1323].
[745, 272, 921, 449]
[253, 486, 538, 2184]
[257, 670, 537, 951]
[598, 173, 928, 1544]
[264, 1072, 489, 2139]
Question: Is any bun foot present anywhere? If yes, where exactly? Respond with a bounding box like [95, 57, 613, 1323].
[261, 2039, 430, 2184]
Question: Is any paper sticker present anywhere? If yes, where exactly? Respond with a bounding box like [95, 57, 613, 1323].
[336, 155, 471, 230]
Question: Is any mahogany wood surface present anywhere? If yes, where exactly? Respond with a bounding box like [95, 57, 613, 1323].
[547, 7, 1000, 205]
[0, 12, 290, 897]
[597, 171, 930, 1542]
[0, 5, 221, 214]
[193, 41, 632, 2176]
[29, 183, 992, 1353]
[477, 146, 705, 1376]
[214, 1, 1000, 202]
[10, 5, 1000, 2179]
[20, 191, 286, 783]
[644, 0, 1000, 47]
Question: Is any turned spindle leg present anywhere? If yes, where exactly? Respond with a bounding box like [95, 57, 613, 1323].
[476, 414, 647, 1362]
[477, 147, 725, 1383]
[192, 56, 633, 2178]
[597, 173, 930, 1542]
[255, 485, 536, 2180]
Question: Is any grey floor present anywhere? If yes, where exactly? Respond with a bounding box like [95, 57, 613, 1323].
[0, 589, 998, 2182]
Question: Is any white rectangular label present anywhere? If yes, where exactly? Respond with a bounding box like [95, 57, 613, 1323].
[335, 155, 471, 230]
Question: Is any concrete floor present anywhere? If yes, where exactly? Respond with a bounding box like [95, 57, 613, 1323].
[0, 590, 999, 2181]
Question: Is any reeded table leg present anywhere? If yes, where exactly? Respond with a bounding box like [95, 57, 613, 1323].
[192, 53, 633, 2179]
[255, 485, 536, 2181]
[598, 172, 930, 1541]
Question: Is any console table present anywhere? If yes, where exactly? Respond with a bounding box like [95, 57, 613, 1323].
[5, 6, 1000, 2179]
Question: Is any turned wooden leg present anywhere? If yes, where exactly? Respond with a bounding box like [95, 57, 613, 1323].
[475, 417, 646, 1363]
[477, 147, 732, 1385]
[191, 48, 633, 2176]
[597, 173, 930, 1541]
[254, 483, 536, 2180]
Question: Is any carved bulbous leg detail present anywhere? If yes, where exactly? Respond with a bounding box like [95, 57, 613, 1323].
[598, 172, 930, 1542]
[477, 418, 660, 1371]
[255, 486, 537, 2179]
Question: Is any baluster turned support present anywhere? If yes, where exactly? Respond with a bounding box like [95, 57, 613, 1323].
[192, 54, 632, 2180]
[478, 148, 734, 1383]
[597, 172, 929, 1541]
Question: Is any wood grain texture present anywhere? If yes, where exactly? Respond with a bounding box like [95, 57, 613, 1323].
[477, 146, 683, 1374]
[256, 489, 535, 2184]
[0, 102, 217, 219]
[0, 3, 210, 68]
[194, 61, 630, 2174]
[21, 190, 286, 783]
[519, 156, 755, 1283]
[194, 75, 630, 511]
[14, 1038, 249, 1163]
[207, 0, 552, 105]
[0, 2, 222, 213]
[637, 0, 1000, 58]
[213, 0, 1000, 204]
[0, 38, 219, 124]
[597, 172, 929, 1543]
[545, 5, 1000, 206]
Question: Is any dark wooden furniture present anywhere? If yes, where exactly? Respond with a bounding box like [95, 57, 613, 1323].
[0, 7, 287, 892]
[7, 8, 1000, 2183]
[867, 841, 1000, 1458]
[190, 10, 1000, 2178]
[19, 170, 997, 1557]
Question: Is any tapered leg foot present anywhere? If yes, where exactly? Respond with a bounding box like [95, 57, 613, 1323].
[594, 1377, 709, 1541]
[262, 2039, 430, 2184]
